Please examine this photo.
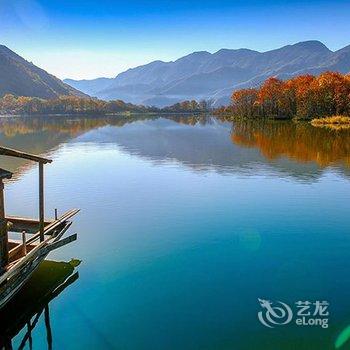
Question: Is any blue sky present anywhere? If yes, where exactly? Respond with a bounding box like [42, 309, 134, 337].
[1, 0, 349, 79]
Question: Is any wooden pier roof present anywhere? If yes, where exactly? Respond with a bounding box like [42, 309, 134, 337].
[0, 146, 52, 164]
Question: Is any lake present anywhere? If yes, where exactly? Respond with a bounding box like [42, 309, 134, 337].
[0, 115, 350, 349]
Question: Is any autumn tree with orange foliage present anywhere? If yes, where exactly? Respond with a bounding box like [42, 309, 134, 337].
[232, 88, 258, 118]
[228, 72, 350, 120]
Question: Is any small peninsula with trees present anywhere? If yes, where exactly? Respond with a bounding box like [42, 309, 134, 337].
[216, 72, 350, 125]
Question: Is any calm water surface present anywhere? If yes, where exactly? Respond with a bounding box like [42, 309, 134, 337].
[0, 115, 350, 349]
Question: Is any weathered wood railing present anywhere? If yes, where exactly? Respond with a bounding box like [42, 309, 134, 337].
[7, 209, 79, 261]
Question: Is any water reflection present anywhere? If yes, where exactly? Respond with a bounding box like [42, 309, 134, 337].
[0, 115, 154, 177]
[1, 115, 349, 349]
[0, 115, 349, 182]
[0, 259, 79, 349]
[231, 119, 350, 168]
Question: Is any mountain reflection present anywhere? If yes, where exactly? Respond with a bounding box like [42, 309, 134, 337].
[0, 115, 349, 182]
[0, 115, 154, 177]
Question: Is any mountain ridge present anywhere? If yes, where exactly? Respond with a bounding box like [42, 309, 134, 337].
[64, 40, 350, 107]
[0, 45, 87, 99]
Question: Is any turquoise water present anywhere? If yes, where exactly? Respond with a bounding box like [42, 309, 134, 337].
[0, 116, 350, 349]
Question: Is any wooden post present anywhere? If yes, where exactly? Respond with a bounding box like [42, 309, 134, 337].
[0, 179, 9, 269]
[22, 230, 27, 256]
[39, 162, 45, 242]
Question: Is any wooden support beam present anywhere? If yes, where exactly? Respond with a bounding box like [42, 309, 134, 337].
[0, 179, 9, 268]
[39, 163, 45, 242]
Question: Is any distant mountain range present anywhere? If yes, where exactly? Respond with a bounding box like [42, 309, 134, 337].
[1, 41, 349, 107]
[0, 45, 86, 99]
[64, 40, 350, 107]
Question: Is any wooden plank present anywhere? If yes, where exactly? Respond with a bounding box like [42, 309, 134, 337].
[6, 216, 53, 225]
[26, 209, 79, 245]
[0, 146, 52, 164]
[8, 215, 74, 259]
[1, 211, 78, 284]
[0, 239, 48, 284]
[1, 220, 73, 285]
[6, 216, 53, 234]
[46, 234, 77, 252]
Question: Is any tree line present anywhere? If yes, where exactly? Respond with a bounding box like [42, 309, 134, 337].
[216, 72, 350, 120]
[0, 94, 210, 115]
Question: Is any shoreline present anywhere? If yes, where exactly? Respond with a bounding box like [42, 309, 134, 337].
[0, 111, 209, 118]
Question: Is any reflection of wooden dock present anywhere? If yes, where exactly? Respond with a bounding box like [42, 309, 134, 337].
[0, 259, 80, 349]
[0, 146, 79, 310]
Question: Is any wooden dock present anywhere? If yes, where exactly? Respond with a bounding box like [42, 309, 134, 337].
[0, 146, 79, 309]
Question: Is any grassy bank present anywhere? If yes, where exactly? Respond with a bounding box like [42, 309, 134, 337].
[311, 116, 350, 130]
